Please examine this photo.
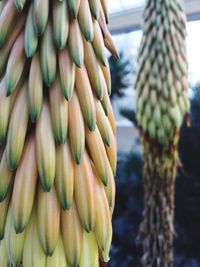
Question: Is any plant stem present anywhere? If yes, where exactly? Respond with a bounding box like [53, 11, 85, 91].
[138, 136, 179, 267]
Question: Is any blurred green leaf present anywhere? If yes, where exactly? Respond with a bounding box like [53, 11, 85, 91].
[109, 51, 135, 100]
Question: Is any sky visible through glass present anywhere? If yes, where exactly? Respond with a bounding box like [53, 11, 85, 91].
[109, 0, 145, 13]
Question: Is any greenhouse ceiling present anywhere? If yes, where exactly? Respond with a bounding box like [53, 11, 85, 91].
[109, 0, 200, 33]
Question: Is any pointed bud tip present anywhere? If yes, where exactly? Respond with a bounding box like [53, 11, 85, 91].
[14, 224, 25, 234]
[74, 154, 83, 165]
[40, 181, 53, 193]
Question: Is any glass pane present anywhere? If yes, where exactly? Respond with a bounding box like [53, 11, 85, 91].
[187, 20, 200, 85]
[111, 31, 141, 124]
[109, 0, 145, 13]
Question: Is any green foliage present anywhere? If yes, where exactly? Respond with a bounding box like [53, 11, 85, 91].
[120, 108, 137, 125]
[176, 84, 200, 258]
[109, 52, 134, 100]
[179, 83, 200, 174]
[110, 152, 143, 267]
